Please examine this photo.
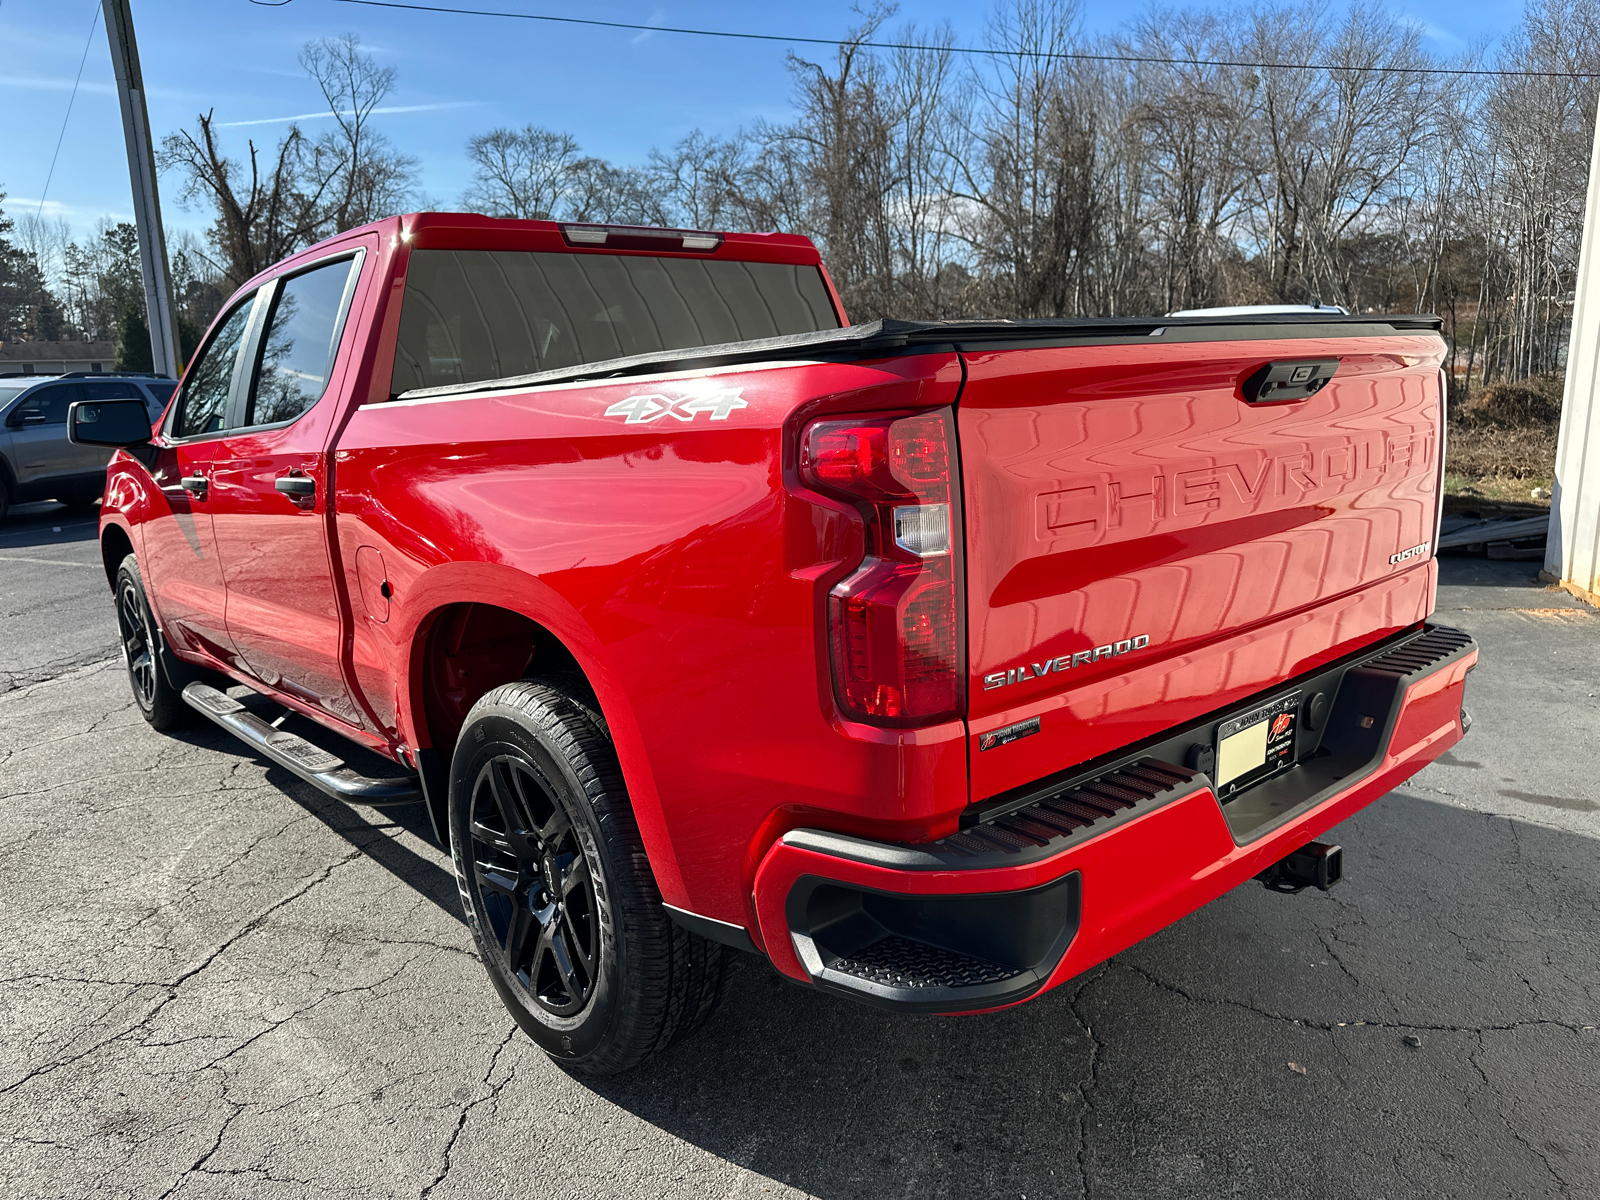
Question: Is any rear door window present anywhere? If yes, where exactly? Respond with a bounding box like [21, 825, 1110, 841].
[8, 384, 79, 425]
[391, 250, 840, 394]
[247, 256, 361, 427]
[173, 294, 257, 439]
[142, 381, 177, 416]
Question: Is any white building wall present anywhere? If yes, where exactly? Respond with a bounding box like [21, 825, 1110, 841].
[1547, 116, 1600, 601]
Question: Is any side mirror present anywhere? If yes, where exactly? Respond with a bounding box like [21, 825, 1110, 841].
[68, 398, 154, 448]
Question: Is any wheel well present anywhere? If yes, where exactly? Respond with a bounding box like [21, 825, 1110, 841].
[100, 524, 134, 591]
[414, 602, 583, 758]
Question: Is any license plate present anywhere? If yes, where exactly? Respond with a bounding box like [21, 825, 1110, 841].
[1215, 690, 1302, 796]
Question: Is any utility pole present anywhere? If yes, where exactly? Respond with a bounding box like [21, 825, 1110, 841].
[102, 0, 182, 378]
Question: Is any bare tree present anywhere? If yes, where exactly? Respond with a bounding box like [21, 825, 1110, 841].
[0, 189, 63, 340]
[160, 35, 415, 289]
[1125, 10, 1258, 311]
[300, 34, 418, 233]
[566, 159, 666, 224]
[954, 0, 1103, 318]
[1476, 0, 1600, 380]
[462, 126, 582, 219]
[647, 131, 749, 229]
[159, 111, 325, 288]
[779, 5, 902, 317]
[119, 0, 1600, 390]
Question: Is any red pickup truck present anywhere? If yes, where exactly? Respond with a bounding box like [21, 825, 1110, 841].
[74, 213, 1475, 1074]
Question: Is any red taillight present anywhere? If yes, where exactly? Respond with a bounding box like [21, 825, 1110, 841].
[800, 409, 963, 724]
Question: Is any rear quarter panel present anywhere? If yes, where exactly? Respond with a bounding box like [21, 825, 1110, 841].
[333, 354, 966, 925]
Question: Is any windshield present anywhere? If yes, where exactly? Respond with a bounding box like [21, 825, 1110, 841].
[0, 386, 30, 407]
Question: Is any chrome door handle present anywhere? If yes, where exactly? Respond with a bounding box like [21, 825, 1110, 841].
[179, 474, 208, 498]
[274, 475, 315, 498]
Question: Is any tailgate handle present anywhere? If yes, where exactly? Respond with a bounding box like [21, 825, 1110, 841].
[1241, 359, 1339, 404]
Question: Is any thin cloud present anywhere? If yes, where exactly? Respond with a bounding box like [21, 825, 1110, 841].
[6, 196, 131, 223]
[0, 74, 115, 95]
[218, 101, 481, 127]
[1420, 22, 1465, 46]
[1399, 14, 1465, 48]
[630, 9, 667, 46]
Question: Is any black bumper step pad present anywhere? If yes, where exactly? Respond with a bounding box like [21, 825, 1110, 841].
[828, 935, 1027, 991]
[1360, 624, 1475, 677]
[937, 758, 1199, 860]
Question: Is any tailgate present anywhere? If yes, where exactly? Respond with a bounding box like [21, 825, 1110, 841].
[957, 329, 1446, 802]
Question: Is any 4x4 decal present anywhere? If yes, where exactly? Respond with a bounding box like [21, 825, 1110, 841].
[604, 388, 747, 424]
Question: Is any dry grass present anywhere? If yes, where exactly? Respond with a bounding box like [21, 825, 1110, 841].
[1445, 375, 1561, 500]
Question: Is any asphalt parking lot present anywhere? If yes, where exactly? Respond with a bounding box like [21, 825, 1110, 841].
[1, 501, 1597, 1199]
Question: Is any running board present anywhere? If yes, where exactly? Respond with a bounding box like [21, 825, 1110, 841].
[182, 682, 423, 807]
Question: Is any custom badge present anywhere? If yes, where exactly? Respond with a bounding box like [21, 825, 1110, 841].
[604, 387, 747, 424]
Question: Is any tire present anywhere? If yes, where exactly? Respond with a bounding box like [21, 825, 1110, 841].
[448, 677, 726, 1076]
[0, 477, 8, 524]
[114, 554, 192, 732]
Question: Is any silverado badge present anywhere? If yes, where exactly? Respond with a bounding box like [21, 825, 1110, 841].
[984, 634, 1152, 690]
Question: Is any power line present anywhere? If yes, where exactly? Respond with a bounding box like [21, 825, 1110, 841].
[330, 0, 1600, 79]
[37, 0, 103, 221]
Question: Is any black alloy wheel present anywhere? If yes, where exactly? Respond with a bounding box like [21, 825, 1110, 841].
[466, 754, 599, 1017]
[117, 572, 158, 710]
[449, 677, 727, 1075]
[113, 554, 191, 731]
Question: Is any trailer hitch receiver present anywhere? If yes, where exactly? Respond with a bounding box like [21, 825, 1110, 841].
[1257, 841, 1343, 894]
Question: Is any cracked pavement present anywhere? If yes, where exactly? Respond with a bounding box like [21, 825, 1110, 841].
[0, 500, 1596, 1198]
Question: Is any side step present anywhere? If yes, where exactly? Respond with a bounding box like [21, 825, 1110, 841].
[182, 683, 424, 807]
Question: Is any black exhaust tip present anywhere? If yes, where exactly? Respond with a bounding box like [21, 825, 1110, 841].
[1257, 841, 1343, 894]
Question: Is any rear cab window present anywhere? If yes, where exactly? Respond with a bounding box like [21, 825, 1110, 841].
[391, 249, 840, 394]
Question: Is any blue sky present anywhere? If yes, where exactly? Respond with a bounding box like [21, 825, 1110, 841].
[1, 0, 1524, 243]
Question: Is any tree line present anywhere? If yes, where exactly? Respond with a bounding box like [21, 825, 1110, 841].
[4, 1, 1596, 390]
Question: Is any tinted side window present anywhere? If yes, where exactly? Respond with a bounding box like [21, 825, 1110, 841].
[175, 295, 256, 438]
[144, 381, 178, 409]
[391, 250, 840, 394]
[10, 384, 79, 425]
[249, 258, 359, 426]
[81, 381, 141, 401]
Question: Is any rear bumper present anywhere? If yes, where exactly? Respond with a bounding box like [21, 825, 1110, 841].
[753, 624, 1476, 1013]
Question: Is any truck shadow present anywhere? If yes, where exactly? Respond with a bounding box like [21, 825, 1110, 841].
[172, 713, 464, 924]
[573, 793, 1600, 1198]
[258, 767, 463, 919]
